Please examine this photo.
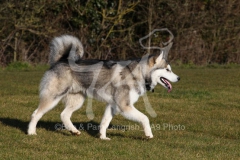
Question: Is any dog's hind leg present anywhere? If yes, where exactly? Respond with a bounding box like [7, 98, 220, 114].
[28, 96, 63, 135]
[61, 93, 85, 135]
[99, 104, 115, 140]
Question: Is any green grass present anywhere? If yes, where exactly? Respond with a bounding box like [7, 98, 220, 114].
[0, 67, 240, 159]
[3, 62, 49, 71]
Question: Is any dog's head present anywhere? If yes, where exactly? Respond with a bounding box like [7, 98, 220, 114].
[140, 29, 179, 92]
[148, 50, 180, 92]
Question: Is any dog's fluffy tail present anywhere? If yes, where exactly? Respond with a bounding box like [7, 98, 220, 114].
[49, 35, 84, 66]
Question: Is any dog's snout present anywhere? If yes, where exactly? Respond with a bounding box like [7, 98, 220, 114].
[177, 77, 180, 81]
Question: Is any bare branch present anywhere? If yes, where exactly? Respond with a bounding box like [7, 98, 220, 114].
[139, 28, 174, 50]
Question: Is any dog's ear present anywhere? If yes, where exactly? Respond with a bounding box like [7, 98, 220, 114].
[148, 53, 163, 67]
[162, 42, 173, 61]
[155, 52, 163, 64]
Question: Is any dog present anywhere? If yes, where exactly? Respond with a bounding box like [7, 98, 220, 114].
[28, 34, 180, 140]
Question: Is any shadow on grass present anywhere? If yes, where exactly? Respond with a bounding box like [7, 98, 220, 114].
[0, 118, 99, 137]
[0, 118, 151, 140]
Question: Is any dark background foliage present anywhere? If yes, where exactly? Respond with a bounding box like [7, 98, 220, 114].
[0, 0, 239, 66]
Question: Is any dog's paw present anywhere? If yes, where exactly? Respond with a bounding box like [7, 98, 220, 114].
[27, 129, 37, 135]
[100, 137, 111, 140]
[70, 130, 81, 136]
[146, 135, 153, 139]
[99, 134, 111, 140]
[28, 132, 37, 135]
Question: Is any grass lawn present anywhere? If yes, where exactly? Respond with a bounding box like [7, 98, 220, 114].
[0, 67, 239, 159]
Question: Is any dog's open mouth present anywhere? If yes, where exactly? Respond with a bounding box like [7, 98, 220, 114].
[160, 77, 172, 92]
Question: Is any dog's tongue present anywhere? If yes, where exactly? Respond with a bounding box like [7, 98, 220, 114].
[165, 79, 172, 93]
[168, 87, 172, 92]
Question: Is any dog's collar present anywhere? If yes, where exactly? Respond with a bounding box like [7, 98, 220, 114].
[126, 64, 154, 93]
[145, 79, 154, 92]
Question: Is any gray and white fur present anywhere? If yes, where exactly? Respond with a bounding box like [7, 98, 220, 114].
[28, 35, 180, 140]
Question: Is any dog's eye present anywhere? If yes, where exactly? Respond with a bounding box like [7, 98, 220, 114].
[166, 68, 170, 72]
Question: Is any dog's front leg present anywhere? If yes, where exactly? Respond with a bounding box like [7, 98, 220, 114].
[120, 106, 153, 139]
[99, 104, 114, 140]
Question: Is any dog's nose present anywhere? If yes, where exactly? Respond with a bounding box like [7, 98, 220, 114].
[177, 77, 180, 81]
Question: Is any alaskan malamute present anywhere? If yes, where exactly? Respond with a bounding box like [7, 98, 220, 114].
[28, 33, 180, 140]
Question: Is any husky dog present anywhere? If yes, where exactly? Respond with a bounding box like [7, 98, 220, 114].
[28, 34, 180, 140]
